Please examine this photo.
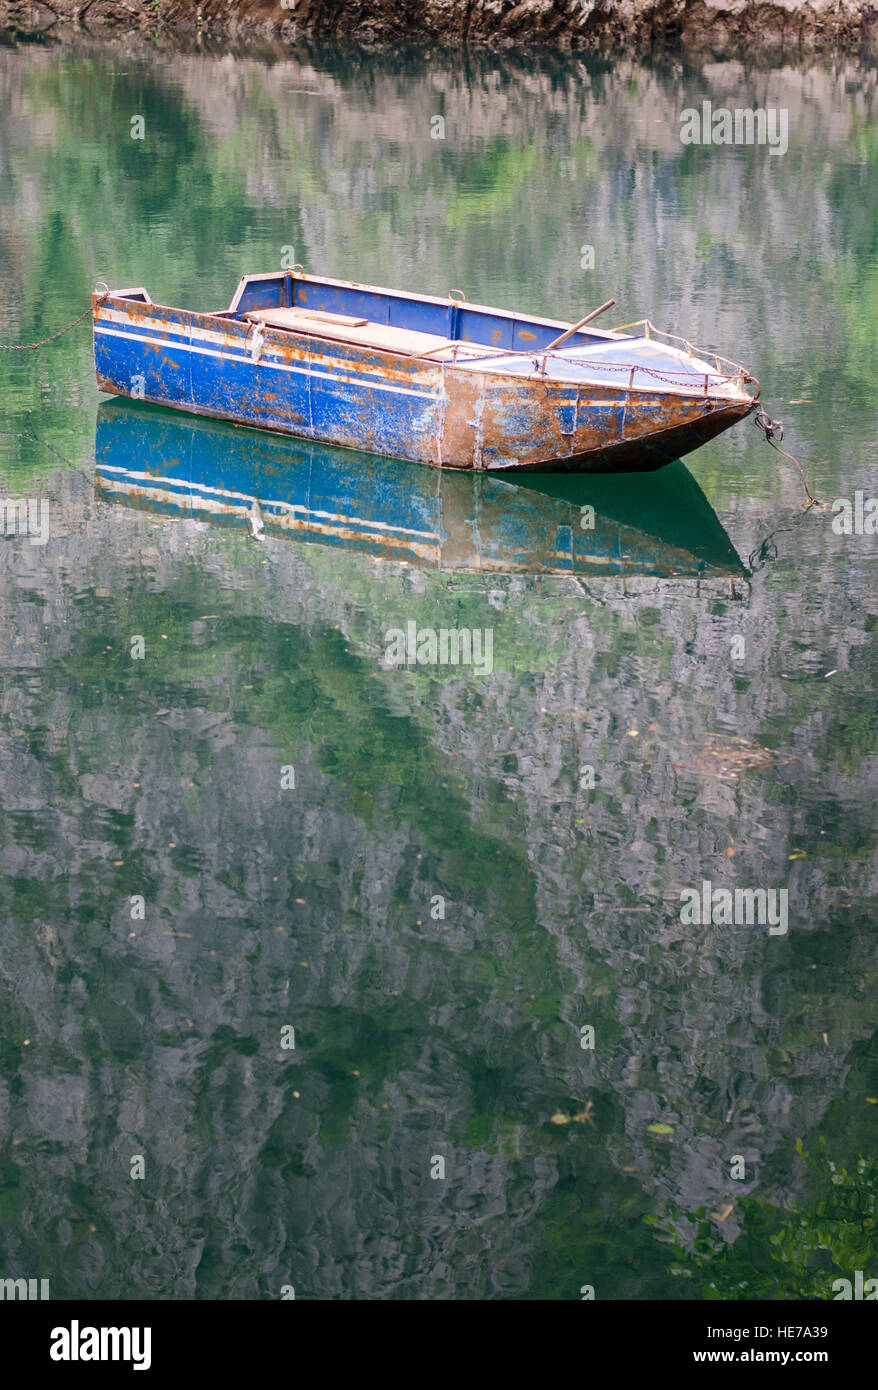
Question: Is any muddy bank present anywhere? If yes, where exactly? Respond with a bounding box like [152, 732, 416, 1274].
[2, 0, 877, 56]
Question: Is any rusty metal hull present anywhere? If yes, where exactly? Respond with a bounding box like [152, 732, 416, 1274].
[488, 399, 755, 473]
[92, 272, 758, 473]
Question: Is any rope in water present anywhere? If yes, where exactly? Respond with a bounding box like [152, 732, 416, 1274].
[0, 288, 107, 350]
[623, 321, 818, 506]
[752, 407, 817, 507]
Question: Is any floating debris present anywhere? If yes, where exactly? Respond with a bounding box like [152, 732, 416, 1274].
[710, 1203, 735, 1222]
[673, 733, 795, 783]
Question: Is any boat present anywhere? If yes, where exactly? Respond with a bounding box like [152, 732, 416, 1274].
[94, 398, 747, 578]
[91, 270, 759, 474]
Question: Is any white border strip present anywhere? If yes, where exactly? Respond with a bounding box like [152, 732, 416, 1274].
[94, 325, 440, 402]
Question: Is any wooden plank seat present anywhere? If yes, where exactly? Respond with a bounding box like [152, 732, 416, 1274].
[241, 306, 491, 361]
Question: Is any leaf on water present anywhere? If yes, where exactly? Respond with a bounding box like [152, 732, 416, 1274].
[648, 1123, 674, 1135]
[710, 1204, 734, 1222]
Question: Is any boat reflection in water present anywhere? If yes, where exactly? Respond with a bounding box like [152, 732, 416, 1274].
[94, 400, 745, 578]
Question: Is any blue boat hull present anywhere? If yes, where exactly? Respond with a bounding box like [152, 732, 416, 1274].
[92, 272, 758, 472]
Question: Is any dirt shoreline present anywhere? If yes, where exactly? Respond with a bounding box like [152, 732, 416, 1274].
[2, 0, 877, 56]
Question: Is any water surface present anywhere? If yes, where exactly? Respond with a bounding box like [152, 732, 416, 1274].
[1, 36, 877, 1300]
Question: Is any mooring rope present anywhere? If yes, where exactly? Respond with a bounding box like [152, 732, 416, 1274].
[752, 407, 817, 507]
[0, 289, 107, 350]
[628, 320, 818, 508]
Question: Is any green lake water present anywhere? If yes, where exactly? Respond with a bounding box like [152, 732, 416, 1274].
[0, 35, 876, 1300]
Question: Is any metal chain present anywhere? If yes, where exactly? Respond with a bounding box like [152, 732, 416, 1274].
[538, 357, 739, 389]
[0, 289, 107, 350]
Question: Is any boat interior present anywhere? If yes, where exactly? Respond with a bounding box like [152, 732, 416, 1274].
[224, 270, 625, 365]
[221, 273, 742, 393]
[110, 272, 749, 395]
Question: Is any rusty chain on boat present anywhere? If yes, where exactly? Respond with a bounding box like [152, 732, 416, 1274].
[0, 286, 108, 350]
[456, 317, 758, 395]
[517, 315, 817, 507]
[620, 322, 817, 505]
